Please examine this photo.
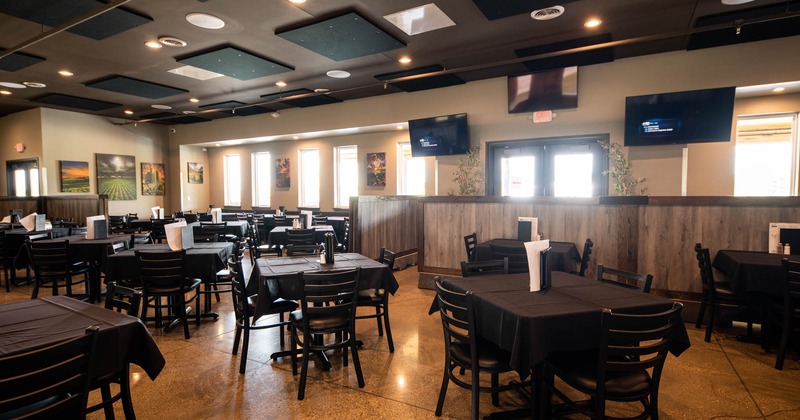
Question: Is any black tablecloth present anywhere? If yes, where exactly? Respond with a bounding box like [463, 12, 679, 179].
[267, 225, 337, 246]
[433, 272, 690, 375]
[712, 250, 786, 295]
[14, 234, 129, 268]
[0, 296, 165, 381]
[103, 243, 233, 282]
[474, 239, 580, 272]
[247, 253, 399, 321]
[189, 220, 248, 238]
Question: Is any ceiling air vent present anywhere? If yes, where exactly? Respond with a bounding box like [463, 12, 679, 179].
[531, 6, 565, 21]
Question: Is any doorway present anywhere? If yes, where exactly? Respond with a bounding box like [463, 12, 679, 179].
[6, 158, 40, 197]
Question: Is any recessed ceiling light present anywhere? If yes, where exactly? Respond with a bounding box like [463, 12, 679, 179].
[159, 36, 187, 47]
[396, 125, 404, 130]
[183, 110, 196, 114]
[215, 143, 221, 147]
[584, 18, 602, 28]
[58, 70, 74, 77]
[276, 81, 287, 87]
[293, 136, 299, 140]
[289, 0, 306, 4]
[0, 90, 11, 95]
[384, 3, 455, 36]
[189, 98, 200, 103]
[124, 110, 134, 115]
[721, 0, 754, 5]
[399, 56, 412, 64]
[0, 82, 26, 88]
[151, 104, 172, 110]
[326, 70, 351, 79]
[186, 13, 225, 29]
[773, 87, 786, 93]
[314, 88, 330, 93]
[22, 81, 46, 88]
[144, 40, 162, 49]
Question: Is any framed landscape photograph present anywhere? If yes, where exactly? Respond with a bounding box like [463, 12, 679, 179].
[276, 158, 290, 188]
[60, 160, 90, 193]
[188, 162, 204, 184]
[96, 154, 136, 200]
[141, 162, 165, 196]
[367, 152, 386, 187]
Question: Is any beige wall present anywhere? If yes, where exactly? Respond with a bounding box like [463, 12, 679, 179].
[0, 109, 43, 195]
[178, 145, 210, 213]
[167, 35, 800, 208]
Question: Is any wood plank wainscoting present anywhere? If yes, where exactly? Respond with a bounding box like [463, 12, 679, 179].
[0, 195, 108, 225]
[352, 195, 800, 298]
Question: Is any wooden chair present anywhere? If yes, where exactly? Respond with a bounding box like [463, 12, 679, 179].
[355, 248, 395, 352]
[460, 258, 509, 277]
[578, 238, 593, 277]
[284, 228, 321, 256]
[129, 231, 153, 249]
[0, 326, 99, 419]
[490, 244, 528, 274]
[771, 259, 800, 369]
[85, 282, 142, 419]
[541, 303, 683, 419]
[290, 269, 364, 400]
[597, 264, 653, 293]
[150, 217, 175, 243]
[26, 237, 91, 300]
[464, 232, 478, 262]
[272, 215, 289, 226]
[0, 230, 11, 292]
[434, 277, 532, 420]
[200, 221, 237, 242]
[136, 249, 201, 339]
[108, 215, 128, 233]
[312, 215, 328, 225]
[694, 243, 753, 342]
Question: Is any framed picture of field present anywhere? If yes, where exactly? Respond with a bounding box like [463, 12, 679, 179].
[141, 162, 165, 196]
[96, 154, 136, 200]
[188, 162, 204, 184]
[59, 160, 90, 193]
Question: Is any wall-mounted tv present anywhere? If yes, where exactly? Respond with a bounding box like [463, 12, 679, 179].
[507, 66, 578, 114]
[408, 113, 470, 157]
[624, 86, 736, 146]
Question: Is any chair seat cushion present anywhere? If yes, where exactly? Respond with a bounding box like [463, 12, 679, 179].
[290, 310, 348, 331]
[357, 289, 385, 305]
[547, 350, 652, 397]
[450, 339, 513, 370]
[265, 297, 298, 313]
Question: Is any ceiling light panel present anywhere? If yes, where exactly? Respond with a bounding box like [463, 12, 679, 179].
[384, 3, 456, 36]
[168, 65, 225, 81]
[185, 12, 225, 29]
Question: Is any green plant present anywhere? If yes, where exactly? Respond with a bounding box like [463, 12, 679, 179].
[598, 139, 647, 196]
[450, 146, 483, 196]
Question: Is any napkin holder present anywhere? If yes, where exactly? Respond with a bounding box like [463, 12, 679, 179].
[86, 215, 107, 239]
[301, 210, 313, 229]
[20, 213, 39, 231]
[518, 217, 538, 242]
[524, 239, 550, 292]
[211, 208, 222, 223]
[165, 220, 194, 251]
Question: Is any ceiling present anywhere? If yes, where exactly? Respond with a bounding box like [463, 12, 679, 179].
[1, 0, 799, 124]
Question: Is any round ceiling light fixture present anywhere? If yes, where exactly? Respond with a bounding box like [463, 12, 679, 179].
[159, 36, 188, 47]
[276, 81, 287, 87]
[531, 6, 565, 20]
[183, 110, 197, 114]
[124, 110, 134, 115]
[721, 0, 754, 5]
[151, 104, 172, 110]
[0, 82, 26, 89]
[144, 40, 162, 49]
[186, 13, 225, 29]
[0, 90, 11, 95]
[189, 98, 200, 103]
[314, 88, 330, 93]
[584, 18, 602, 28]
[58, 70, 74, 77]
[398, 56, 412, 64]
[326, 70, 351, 79]
[22, 81, 46, 88]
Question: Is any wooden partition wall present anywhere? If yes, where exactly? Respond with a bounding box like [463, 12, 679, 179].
[351, 195, 800, 295]
[350, 196, 418, 261]
[0, 195, 108, 225]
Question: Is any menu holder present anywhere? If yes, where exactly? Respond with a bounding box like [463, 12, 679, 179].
[34, 214, 46, 231]
[524, 239, 550, 292]
[86, 215, 107, 239]
[518, 217, 538, 242]
[301, 210, 313, 228]
[20, 213, 38, 231]
[165, 220, 194, 251]
[211, 208, 222, 223]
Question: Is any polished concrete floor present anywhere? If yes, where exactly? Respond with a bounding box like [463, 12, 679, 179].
[2, 262, 799, 419]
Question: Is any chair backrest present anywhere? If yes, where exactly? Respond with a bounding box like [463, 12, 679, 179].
[183, 213, 198, 223]
[130, 232, 153, 248]
[287, 228, 315, 245]
[434, 277, 478, 365]
[460, 258, 509, 277]
[198, 213, 212, 222]
[780, 258, 800, 325]
[595, 303, 683, 400]
[26, 238, 71, 279]
[0, 325, 99, 419]
[127, 213, 138, 220]
[694, 243, 717, 295]
[273, 215, 289, 226]
[135, 249, 186, 289]
[105, 281, 143, 316]
[109, 215, 127, 230]
[228, 256, 251, 321]
[150, 218, 175, 238]
[69, 226, 87, 236]
[490, 244, 528, 274]
[379, 247, 396, 270]
[597, 264, 654, 293]
[312, 215, 329, 225]
[464, 232, 478, 262]
[299, 269, 360, 333]
[579, 238, 593, 277]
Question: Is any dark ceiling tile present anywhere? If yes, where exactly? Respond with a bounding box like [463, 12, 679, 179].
[198, 100, 246, 109]
[164, 115, 210, 124]
[0, 50, 45, 72]
[140, 112, 176, 119]
[688, 2, 800, 50]
[230, 106, 276, 116]
[86, 76, 188, 99]
[515, 34, 614, 72]
[276, 12, 404, 61]
[178, 47, 294, 81]
[260, 88, 313, 101]
[375, 65, 465, 92]
[471, 0, 578, 20]
[281, 94, 343, 108]
[31, 93, 121, 111]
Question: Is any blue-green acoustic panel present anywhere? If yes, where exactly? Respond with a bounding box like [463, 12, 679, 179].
[178, 47, 293, 81]
[31, 93, 120, 111]
[0, 50, 45, 72]
[86, 76, 188, 99]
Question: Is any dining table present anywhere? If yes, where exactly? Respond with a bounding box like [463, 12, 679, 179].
[0, 295, 165, 385]
[712, 250, 788, 295]
[267, 225, 338, 248]
[474, 239, 581, 272]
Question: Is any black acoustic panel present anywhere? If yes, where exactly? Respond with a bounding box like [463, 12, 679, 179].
[688, 2, 800, 50]
[140, 112, 175, 119]
[281, 94, 342, 108]
[515, 34, 614, 72]
[199, 100, 246, 109]
[471, 0, 578, 20]
[31, 93, 120, 111]
[178, 47, 293, 81]
[232, 106, 276, 116]
[260, 88, 313, 101]
[86, 76, 188, 99]
[276, 12, 404, 61]
[164, 116, 210, 124]
[375, 65, 465, 92]
[0, 0, 152, 40]
[0, 50, 45, 72]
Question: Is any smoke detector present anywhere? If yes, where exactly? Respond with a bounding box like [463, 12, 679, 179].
[531, 6, 565, 21]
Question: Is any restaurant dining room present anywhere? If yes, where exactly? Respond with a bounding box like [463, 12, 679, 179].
[2, 0, 800, 419]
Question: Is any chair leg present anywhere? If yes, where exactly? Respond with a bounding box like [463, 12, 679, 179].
[177, 298, 190, 339]
[194, 293, 201, 326]
[298, 338, 310, 400]
[491, 373, 499, 406]
[471, 366, 480, 420]
[705, 301, 716, 342]
[382, 303, 394, 353]
[775, 314, 790, 370]
[232, 323, 242, 355]
[100, 384, 115, 420]
[435, 362, 450, 416]
[239, 324, 250, 374]
[350, 327, 365, 388]
[290, 327, 298, 375]
[375, 307, 384, 336]
[695, 298, 707, 329]
[279, 313, 286, 347]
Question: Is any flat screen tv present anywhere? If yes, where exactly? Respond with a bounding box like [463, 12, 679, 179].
[507, 66, 578, 114]
[624, 87, 736, 146]
[408, 113, 470, 157]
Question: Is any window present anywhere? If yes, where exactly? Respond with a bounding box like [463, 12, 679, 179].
[6, 159, 40, 197]
[299, 148, 320, 207]
[252, 152, 271, 208]
[398, 142, 426, 195]
[488, 135, 607, 197]
[734, 113, 799, 196]
[224, 154, 241, 206]
[334, 145, 358, 208]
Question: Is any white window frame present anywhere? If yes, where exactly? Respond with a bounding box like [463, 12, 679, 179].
[298, 148, 320, 208]
[251, 151, 271, 208]
[397, 142, 426, 195]
[734, 113, 800, 197]
[334, 145, 358, 209]
[224, 154, 241, 206]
